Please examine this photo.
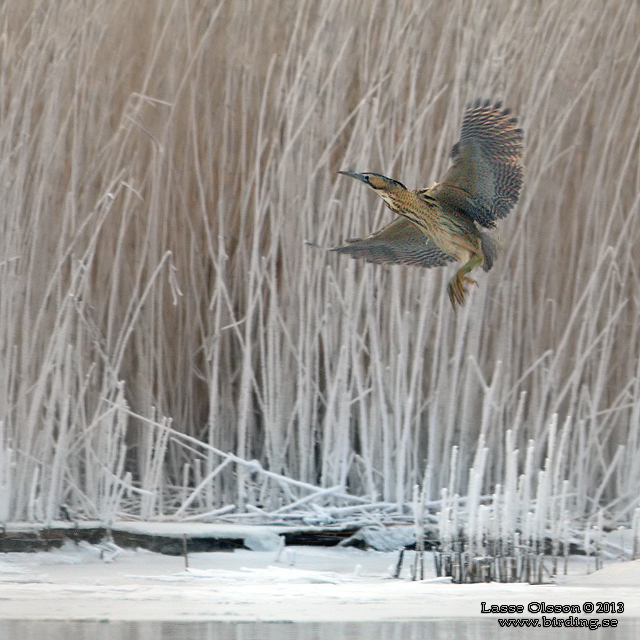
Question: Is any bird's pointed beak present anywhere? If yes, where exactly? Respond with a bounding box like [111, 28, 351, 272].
[337, 170, 369, 185]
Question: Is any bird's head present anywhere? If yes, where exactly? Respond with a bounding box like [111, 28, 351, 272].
[338, 171, 406, 192]
[338, 171, 408, 208]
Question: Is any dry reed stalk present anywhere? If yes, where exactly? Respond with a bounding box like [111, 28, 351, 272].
[0, 0, 637, 543]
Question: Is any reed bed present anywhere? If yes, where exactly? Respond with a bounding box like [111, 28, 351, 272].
[0, 0, 639, 557]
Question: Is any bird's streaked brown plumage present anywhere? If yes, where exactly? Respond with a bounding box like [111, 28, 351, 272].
[330, 99, 524, 307]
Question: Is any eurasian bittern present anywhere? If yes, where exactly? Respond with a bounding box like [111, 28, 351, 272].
[331, 99, 523, 307]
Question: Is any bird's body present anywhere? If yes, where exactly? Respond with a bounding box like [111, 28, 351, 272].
[331, 100, 523, 307]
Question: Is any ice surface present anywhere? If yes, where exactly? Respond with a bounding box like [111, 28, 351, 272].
[0, 533, 638, 622]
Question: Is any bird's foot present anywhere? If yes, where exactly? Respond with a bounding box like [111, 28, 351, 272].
[447, 274, 476, 308]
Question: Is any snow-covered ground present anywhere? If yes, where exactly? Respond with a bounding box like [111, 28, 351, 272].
[0, 528, 638, 624]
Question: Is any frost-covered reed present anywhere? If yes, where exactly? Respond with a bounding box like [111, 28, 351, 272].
[0, 0, 639, 547]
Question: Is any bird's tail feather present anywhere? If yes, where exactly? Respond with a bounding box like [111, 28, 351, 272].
[480, 232, 498, 271]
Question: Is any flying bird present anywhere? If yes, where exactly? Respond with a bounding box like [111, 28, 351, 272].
[331, 99, 524, 307]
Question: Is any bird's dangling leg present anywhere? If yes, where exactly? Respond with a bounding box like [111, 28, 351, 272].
[447, 253, 484, 308]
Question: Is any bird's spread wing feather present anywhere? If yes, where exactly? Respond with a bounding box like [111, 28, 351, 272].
[330, 217, 455, 268]
[433, 100, 523, 228]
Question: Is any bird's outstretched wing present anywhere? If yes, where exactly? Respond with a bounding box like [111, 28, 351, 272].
[330, 217, 455, 268]
[433, 99, 523, 228]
